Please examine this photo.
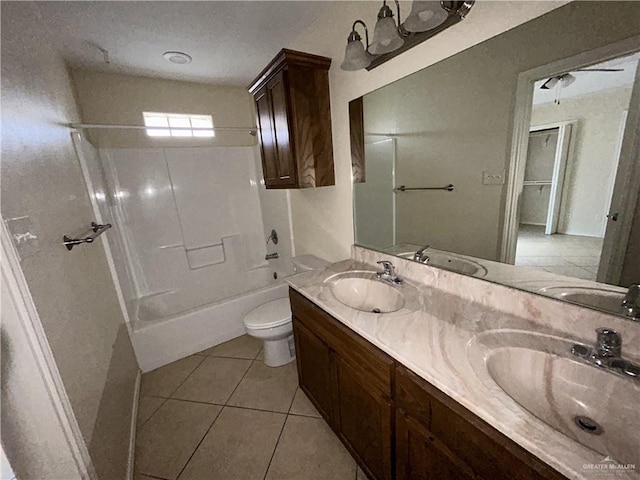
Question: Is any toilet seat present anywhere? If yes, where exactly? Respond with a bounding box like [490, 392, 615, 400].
[244, 298, 292, 329]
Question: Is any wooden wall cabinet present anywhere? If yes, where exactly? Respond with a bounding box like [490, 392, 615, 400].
[248, 49, 335, 189]
[290, 288, 568, 480]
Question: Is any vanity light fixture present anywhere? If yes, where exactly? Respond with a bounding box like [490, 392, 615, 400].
[341, 20, 373, 71]
[340, 0, 475, 72]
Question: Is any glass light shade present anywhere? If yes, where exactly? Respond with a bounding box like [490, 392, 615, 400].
[341, 39, 371, 71]
[403, 1, 448, 32]
[560, 73, 576, 88]
[369, 16, 404, 55]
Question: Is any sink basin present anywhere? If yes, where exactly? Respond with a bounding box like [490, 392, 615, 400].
[468, 331, 640, 464]
[539, 286, 626, 315]
[399, 251, 487, 277]
[322, 270, 422, 314]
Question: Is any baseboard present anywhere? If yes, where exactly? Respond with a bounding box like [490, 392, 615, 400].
[127, 370, 142, 480]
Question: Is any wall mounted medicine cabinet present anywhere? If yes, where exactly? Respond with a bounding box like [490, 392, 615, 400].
[248, 49, 335, 189]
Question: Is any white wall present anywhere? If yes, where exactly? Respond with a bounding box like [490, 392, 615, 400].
[531, 86, 633, 237]
[286, 1, 571, 261]
[1, 3, 138, 478]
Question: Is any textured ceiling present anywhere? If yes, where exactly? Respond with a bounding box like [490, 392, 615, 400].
[33, 1, 345, 86]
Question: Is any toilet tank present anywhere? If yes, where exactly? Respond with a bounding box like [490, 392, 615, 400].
[292, 254, 329, 273]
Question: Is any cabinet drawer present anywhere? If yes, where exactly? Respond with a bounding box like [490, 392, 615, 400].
[397, 367, 566, 480]
[289, 288, 394, 397]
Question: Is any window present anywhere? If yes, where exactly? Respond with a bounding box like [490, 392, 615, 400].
[142, 112, 215, 138]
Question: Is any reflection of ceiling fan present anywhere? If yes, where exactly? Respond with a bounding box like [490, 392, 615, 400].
[540, 68, 624, 104]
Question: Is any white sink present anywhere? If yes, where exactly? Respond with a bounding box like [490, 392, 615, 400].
[539, 286, 625, 315]
[468, 331, 640, 464]
[399, 251, 488, 277]
[331, 277, 404, 313]
[322, 270, 422, 314]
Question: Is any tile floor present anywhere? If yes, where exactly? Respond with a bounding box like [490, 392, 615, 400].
[515, 225, 603, 281]
[135, 335, 368, 480]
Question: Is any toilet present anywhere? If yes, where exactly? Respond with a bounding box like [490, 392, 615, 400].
[244, 255, 329, 367]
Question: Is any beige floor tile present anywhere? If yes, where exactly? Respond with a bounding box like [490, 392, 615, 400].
[179, 407, 286, 480]
[136, 396, 166, 429]
[201, 334, 262, 359]
[228, 360, 298, 413]
[289, 388, 321, 418]
[265, 416, 356, 480]
[172, 357, 252, 404]
[140, 356, 205, 398]
[135, 399, 221, 480]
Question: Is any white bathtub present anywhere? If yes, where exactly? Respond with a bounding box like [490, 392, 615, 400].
[131, 281, 290, 372]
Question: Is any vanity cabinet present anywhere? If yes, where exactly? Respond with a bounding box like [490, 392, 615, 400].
[290, 289, 394, 480]
[290, 287, 569, 480]
[248, 49, 335, 189]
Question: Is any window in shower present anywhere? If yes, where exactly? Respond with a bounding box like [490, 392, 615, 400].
[142, 112, 215, 138]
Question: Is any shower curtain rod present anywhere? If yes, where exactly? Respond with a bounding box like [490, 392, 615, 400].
[69, 123, 258, 136]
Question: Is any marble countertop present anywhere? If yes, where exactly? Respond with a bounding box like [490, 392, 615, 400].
[286, 247, 640, 480]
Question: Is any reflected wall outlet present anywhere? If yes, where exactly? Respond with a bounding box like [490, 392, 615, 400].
[483, 170, 506, 185]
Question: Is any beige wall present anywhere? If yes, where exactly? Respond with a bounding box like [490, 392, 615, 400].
[287, 1, 640, 262]
[1, 3, 138, 477]
[531, 87, 633, 237]
[71, 69, 257, 149]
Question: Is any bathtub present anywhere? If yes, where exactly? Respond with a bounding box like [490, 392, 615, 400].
[130, 280, 290, 372]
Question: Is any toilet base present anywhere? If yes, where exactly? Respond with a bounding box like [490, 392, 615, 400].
[263, 335, 296, 367]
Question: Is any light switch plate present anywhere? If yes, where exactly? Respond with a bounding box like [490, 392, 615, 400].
[5, 215, 40, 261]
[483, 170, 506, 185]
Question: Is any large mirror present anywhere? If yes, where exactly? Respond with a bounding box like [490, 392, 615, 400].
[350, 1, 640, 319]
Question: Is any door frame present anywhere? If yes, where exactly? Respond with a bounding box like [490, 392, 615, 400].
[527, 122, 575, 235]
[1, 219, 97, 479]
[501, 35, 640, 264]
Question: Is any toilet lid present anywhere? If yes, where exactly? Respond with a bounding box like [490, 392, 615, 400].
[244, 298, 292, 329]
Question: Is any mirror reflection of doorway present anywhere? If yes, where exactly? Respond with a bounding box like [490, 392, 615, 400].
[514, 52, 639, 281]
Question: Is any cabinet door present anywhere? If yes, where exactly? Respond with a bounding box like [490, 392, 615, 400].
[335, 356, 393, 480]
[267, 71, 297, 187]
[396, 412, 475, 480]
[292, 319, 334, 423]
[254, 86, 279, 185]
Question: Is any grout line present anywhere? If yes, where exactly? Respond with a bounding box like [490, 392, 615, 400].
[138, 396, 169, 431]
[174, 357, 255, 480]
[223, 358, 255, 405]
[286, 386, 299, 415]
[174, 404, 224, 480]
[165, 355, 207, 399]
[263, 413, 289, 480]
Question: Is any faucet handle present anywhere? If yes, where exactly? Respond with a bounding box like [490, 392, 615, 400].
[377, 260, 393, 274]
[595, 328, 621, 358]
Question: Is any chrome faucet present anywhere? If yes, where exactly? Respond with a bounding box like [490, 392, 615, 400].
[571, 328, 639, 379]
[622, 284, 640, 320]
[413, 245, 430, 264]
[376, 260, 403, 284]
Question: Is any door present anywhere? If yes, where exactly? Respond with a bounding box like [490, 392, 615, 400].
[255, 86, 280, 185]
[396, 412, 475, 480]
[599, 60, 640, 284]
[292, 319, 334, 423]
[335, 356, 393, 480]
[267, 71, 297, 187]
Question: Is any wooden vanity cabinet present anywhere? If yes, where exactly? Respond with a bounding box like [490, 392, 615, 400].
[395, 367, 566, 480]
[290, 289, 394, 480]
[248, 49, 335, 189]
[290, 288, 568, 480]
